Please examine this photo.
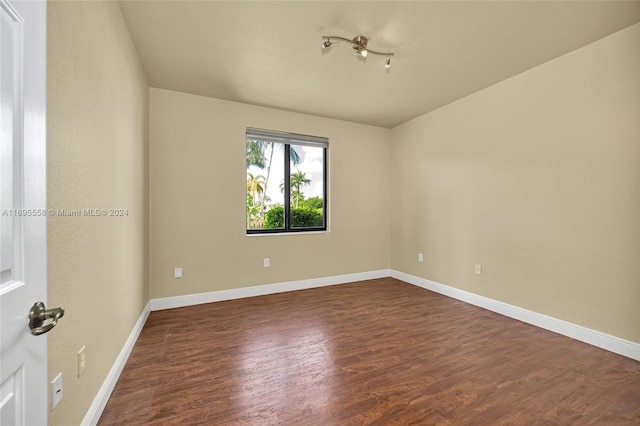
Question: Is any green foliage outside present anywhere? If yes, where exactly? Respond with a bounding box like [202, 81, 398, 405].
[264, 205, 323, 229]
[300, 196, 323, 210]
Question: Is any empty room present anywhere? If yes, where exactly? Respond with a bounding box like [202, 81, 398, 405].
[1, 1, 639, 425]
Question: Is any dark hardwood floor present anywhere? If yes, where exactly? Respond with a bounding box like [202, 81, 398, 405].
[98, 278, 640, 425]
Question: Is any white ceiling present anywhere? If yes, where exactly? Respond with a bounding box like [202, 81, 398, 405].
[118, 1, 640, 128]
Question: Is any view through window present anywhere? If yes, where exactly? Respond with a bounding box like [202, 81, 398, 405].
[246, 129, 327, 234]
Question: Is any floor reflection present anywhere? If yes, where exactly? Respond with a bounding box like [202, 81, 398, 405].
[236, 320, 335, 422]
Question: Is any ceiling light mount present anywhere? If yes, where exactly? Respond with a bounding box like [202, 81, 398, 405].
[352, 35, 368, 57]
[321, 34, 394, 68]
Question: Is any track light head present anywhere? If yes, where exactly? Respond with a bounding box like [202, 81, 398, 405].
[321, 39, 332, 49]
[385, 55, 391, 68]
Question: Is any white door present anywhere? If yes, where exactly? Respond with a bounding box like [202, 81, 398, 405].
[0, 0, 48, 425]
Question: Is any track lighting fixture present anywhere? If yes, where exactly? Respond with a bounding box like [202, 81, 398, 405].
[321, 35, 394, 69]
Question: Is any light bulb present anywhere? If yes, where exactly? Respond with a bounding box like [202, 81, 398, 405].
[361, 49, 368, 58]
[385, 56, 391, 68]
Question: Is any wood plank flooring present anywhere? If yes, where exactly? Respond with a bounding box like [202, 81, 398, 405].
[98, 278, 640, 425]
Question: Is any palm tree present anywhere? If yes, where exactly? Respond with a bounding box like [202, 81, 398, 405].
[246, 139, 301, 213]
[280, 170, 311, 208]
[246, 173, 266, 206]
[247, 173, 269, 229]
[246, 140, 266, 168]
[290, 171, 311, 207]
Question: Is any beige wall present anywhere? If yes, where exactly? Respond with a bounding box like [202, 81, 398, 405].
[47, 1, 148, 424]
[391, 23, 640, 343]
[149, 88, 391, 298]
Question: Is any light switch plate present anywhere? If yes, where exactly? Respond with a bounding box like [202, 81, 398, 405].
[77, 345, 86, 377]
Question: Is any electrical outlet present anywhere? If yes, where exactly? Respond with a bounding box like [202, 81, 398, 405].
[174, 267, 182, 278]
[475, 264, 482, 275]
[418, 253, 424, 262]
[51, 373, 63, 410]
[263, 258, 270, 268]
[77, 345, 86, 377]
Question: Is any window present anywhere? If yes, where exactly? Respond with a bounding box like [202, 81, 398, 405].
[246, 128, 327, 234]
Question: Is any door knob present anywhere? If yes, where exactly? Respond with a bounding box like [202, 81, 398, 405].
[29, 302, 64, 336]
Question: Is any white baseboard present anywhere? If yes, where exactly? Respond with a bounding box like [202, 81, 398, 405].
[391, 270, 640, 361]
[149, 269, 391, 311]
[81, 301, 151, 426]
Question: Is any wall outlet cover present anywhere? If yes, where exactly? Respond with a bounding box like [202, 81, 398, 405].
[51, 373, 63, 410]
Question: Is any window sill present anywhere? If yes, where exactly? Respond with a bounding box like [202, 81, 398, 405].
[246, 230, 329, 237]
